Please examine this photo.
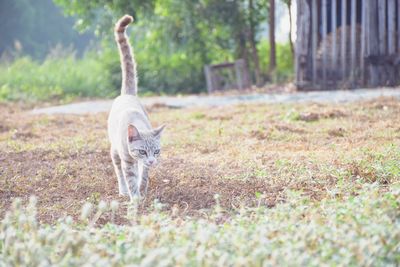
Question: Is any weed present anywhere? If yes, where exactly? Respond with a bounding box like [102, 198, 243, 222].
[1, 184, 399, 266]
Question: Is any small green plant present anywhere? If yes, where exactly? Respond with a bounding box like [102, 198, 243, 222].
[351, 145, 400, 184]
[1, 185, 399, 266]
[87, 192, 101, 205]
[191, 112, 206, 120]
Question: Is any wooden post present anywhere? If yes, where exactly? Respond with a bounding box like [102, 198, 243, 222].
[388, 0, 396, 53]
[295, 0, 311, 88]
[204, 65, 213, 93]
[378, 0, 386, 55]
[368, 0, 380, 86]
[350, 0, 357, 86]
[235, 59, 244, 90]
[322, 0, 327, 87]
[366, 1, 370, 56]
[397, 0, 400, 84]
[241, 60, 251, 90]
[331, 0, 337, 75]
[341, 0, 347, 82]
[312, 0, 318, 84]
[398, 0, 400, 53]
[378, 0, 387, 85]
[388, 0, 396, 85]
[361, 0, 366, 85]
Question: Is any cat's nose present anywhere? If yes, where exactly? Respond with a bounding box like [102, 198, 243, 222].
[148, 158, 156, 165]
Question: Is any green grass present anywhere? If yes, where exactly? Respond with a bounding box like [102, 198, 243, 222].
[0, 55, 115, 102]
[0, 40, 295, 102]
[1, 98, 399, 266]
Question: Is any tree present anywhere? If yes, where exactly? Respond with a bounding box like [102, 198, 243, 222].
[248, 0, 263, 86]
[281, 0, 294, 55]
[54, 0, 270, 92]
[0, 0, 91, 59]
[269, 0, 276, 74]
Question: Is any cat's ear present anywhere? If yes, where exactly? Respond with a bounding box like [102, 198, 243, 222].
[128, 124, 141, 142]
[152, 124, 166, 138]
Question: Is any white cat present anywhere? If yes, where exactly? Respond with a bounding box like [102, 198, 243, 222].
[108, 15, 165, 200]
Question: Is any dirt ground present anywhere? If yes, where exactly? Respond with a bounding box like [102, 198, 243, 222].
[1, 97, 399, 224]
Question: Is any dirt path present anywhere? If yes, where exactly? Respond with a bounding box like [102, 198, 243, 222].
[31, 87, 400, 114]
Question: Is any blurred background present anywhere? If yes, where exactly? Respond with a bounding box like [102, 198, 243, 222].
[0, 0, 294, 102]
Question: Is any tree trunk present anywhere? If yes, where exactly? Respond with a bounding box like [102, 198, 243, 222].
[286, 0, 294, 55]
[269, 0, 276, 74]
[234, 4, 251, 89]
[236, 31, 251, 88]
[248, 0, 262, 86]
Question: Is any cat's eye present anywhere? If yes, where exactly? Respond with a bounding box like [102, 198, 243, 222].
[154, 149, 160, 155]
[139, 150, 147, 156]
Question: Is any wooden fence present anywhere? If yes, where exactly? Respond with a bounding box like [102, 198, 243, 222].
[204, 59, 251, 93]
[296, 0, 400, 90]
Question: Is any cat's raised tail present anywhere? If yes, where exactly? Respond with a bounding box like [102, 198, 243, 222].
[114, 15, 137, 96]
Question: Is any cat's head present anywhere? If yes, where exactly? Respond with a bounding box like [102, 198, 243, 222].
[127, 124, 165, 167]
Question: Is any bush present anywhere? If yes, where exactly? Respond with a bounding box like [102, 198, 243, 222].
[258, 41, 294, 83]
[0, 40, 295, 102]
[0, 53, 115, 102]
[1, 184, 399, 266]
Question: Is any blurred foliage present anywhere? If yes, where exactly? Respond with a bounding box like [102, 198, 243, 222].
[0, 0, 92, 59]
[0, 41, 293, 102]
[0, 0, 294, 100]
[258, 41, 294, 83]
[53, 0, 293, 94]
[0, 51, 114, 102]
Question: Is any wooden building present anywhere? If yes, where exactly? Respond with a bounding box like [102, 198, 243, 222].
[296, 0, 400, 90]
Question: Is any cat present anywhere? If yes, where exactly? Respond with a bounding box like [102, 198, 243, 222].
[108, 15, 165, 201]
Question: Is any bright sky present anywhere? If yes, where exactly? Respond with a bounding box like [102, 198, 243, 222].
[277, 1, 297, 43]
[261, 1, 297, 43]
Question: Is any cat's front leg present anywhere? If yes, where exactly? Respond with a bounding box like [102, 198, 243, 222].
[141, 167, 149, 196]
[111, 149, 129, 196]
[121, 161, 140, 200]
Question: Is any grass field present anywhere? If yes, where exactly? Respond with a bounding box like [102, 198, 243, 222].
[1, 97, 399, 265]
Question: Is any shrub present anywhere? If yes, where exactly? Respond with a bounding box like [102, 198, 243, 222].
[258, 41, 294, 83]
[1, 184, 399, 266]
[0, 54, 115, 102]
[0, 40, 295, 102]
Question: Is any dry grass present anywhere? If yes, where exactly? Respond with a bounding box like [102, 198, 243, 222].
[0, 97, 399, 224]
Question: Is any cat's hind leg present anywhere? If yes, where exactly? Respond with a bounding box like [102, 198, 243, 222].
[110, 149, 129, 196]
